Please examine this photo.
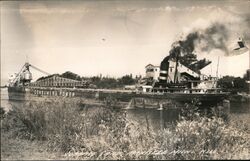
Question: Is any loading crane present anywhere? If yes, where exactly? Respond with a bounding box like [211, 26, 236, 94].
[29, 64, 50, 76]
[9, 62, 50, 87]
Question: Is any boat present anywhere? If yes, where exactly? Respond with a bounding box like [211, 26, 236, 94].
[7, 49, 229, 106]
[8, 61, 228, 107]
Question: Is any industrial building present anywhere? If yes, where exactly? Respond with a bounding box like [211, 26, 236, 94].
[30, 75, 87, 88]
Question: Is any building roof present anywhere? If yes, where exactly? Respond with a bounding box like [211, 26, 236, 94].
[145, 64, 160, 68]
[36, 75, 82, 83]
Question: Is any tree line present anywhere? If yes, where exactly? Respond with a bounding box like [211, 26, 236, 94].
[37, 71, 140, 89]
[37, 70, 250, 92]
[218, 69, 250, 93]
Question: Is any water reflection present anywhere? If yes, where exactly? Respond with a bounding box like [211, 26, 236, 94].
[230, 102, 249, 113]
[1, 88, 249, 131]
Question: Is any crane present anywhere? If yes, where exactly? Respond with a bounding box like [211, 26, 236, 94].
[29, 64, 50, 76]
[9, 62, 50, 87]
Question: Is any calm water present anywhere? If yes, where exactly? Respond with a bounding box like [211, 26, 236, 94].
[1, 88, 249, 130]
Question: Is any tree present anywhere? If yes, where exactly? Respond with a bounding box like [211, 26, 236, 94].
[218, 75, 248, 93]
[90, 76, 101, 83]
[217, 76, 234, 89]
[98, 78, 118, 89]
[243, 69, 250, 81]
[233, 77, 246, 89]
[119, 75, 136, 85]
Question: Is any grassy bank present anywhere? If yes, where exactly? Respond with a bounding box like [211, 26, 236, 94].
[1, 98, 249, 160]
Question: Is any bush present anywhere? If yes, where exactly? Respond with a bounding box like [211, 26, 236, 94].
[1, 99, 249, 160]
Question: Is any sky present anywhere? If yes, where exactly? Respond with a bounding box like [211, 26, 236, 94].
[1, 0, 250, 85]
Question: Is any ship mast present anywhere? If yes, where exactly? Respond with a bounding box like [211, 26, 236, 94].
[216, 56, 220, 79]
[173, 55, 179, 83]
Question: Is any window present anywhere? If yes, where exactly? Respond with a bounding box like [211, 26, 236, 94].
[146, 68, 154, 72]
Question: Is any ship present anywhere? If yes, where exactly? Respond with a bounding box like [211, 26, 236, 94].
[9, 37, 250, 108]
[7, 53, 228, 107]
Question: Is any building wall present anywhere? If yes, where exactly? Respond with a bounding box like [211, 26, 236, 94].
[145, 65, 160, 80]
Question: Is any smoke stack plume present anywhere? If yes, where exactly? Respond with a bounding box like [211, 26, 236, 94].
[169, 22, 230, 59]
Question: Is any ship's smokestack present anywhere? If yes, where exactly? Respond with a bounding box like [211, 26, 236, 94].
[159, 56, 170, 83]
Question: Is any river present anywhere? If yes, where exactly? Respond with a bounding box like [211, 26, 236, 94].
[1, 88, 249, 130]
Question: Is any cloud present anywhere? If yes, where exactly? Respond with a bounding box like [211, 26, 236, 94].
[19, 2, 89, 14]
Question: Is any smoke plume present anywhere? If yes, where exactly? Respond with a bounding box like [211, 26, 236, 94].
[166, 22, 233, 72]
[169, 22, 230, 59]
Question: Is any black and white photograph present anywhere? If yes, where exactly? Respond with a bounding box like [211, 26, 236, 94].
[1, 0, 250, 160]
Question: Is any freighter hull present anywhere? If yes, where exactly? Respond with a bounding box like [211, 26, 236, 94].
[8, 86, 28, 101]
[8, 86, 228, 106]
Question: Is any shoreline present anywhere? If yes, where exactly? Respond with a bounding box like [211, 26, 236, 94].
[228, 93, 250, 103]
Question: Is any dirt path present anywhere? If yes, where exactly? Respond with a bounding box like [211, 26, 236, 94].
[1, 131, 64, 160]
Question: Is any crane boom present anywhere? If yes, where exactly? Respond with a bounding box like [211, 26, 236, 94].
[30, 64, 50, 75]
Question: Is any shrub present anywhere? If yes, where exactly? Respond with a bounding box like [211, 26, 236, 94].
[1, 98, 249, 160]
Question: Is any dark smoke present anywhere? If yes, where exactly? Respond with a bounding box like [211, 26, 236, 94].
[243, 14, 250, 42]
[200, 23, 229, 54]
[169, 22, 230, 59]
[167, 23, 230, 71]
